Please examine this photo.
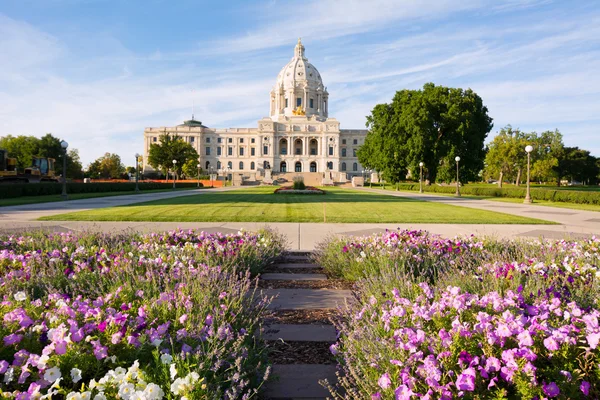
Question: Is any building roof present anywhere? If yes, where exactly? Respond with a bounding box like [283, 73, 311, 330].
[275, 38, 324, 92]
[178, 118, 208, 128]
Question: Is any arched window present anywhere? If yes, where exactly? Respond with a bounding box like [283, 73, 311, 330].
[341, 162, 346, 171]
[250, 162, 255, 170]
[217, 161, 221, 170]
[280, 139, 288, 155]
[280, 161, 287, 172]
[295, 162, 302, 172]
[227, 161, 232, 169]
[353, 163, 358, 171]
[239, 161, 244, 170]
[205, 161, 210, 170]
[309, 139, 318, 156]
[294, 139, 303, 155]
[310, 162, 317, 172]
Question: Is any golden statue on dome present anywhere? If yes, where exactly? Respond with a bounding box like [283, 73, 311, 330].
[292, 105, 306, 116]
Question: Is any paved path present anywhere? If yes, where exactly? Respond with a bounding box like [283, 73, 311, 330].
[0, 187, 597, 250]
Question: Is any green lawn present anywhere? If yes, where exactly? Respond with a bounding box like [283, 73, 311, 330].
[40, 186, 553, 224]
[371, 184, 600, 212]
[0, 187, 197, 207]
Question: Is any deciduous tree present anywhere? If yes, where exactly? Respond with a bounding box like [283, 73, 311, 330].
[148, 133, 199, 180]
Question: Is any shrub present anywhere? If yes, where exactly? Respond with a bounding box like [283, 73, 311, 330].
[292, 178, 306, 191]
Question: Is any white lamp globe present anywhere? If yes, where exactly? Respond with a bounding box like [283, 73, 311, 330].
[455, 156, 461, 162]
[419, 162, 424, 167]
[525, 145, 534, 153]
[172, 160, 177, 164]
[60, 140, 68, 149]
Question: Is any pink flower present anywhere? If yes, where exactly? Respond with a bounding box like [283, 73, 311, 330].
[54, 341, 67, 355]
[543, 382, 560, 397]
[586, 332, 600, 349]
[378, 373, 392, 389]
[456, 368, 476, 391]
[394, 384, 414, 400]
[544, 337, 559, 352]
[179, 314, 188, 324]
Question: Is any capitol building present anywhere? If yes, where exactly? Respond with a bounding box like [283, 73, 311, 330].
[143, 39, 367, 184]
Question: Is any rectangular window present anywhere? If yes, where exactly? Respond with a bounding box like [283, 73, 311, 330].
[206, 137, 210, 143]
[240, 138, 244, 143]
[353, 139, 358, 145]
[342, 139, 346, 145]
[251, 147, 256, 156]
[228, 138, 233, 143]
[310, 98, 314, 108]
[263, 146, 268, 155]
[353, 149, 357, 157]
[251, 138, 255, 144]
[285, 98, 288, 108]
[342, 148, 347, 157]
[329, 147, 334, 156]
[190, 137, 195, 143]
[217, 147, 222, 156]
[310, 148, 316, 155]
[217, 138, 222, 143]
[205, 147, 211, 156]
[153, 137, 157, 142]
[239, 147, 244, 156]
[228, 147, 233, 156]
[296, 97, 302, 107]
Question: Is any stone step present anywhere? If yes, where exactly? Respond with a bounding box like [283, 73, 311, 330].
[264, 288, 351, 310]
[262, 273, 327, 281]
[274, 263, 321, 270]
[261, 324, 337, 342]
[264, 364, 336, 399]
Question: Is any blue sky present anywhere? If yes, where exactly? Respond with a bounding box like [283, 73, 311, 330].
[1, 0, 599, 167]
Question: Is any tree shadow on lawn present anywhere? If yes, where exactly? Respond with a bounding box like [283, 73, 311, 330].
[107, 191, 426, 208]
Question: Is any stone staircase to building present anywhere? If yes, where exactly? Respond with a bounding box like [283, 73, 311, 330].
[273, 173, 332, 187]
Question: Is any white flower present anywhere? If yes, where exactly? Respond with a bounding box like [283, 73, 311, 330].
[66, 393, 82, 400]
[128, 391, 145, 400]
[81, 392, 91, 400]
[14, 291, 27, 301]
[44, 366, 62, 383]
[71, 368, 82, 383]
[169, 363, 178, 380]
[93, 394, 107, 400]
[89, 379, 98, 390]
[118, 382, 135, 399]
[3, 367, 14, 383]
[143, 383, 164, 400]
[188, 372, 200, 383]
[151, 339, 163, 347]
[170, 378, 185, 395]
[160, 353, 173, 364]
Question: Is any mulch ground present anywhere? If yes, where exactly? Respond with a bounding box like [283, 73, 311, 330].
[265, 341, 336, 364]
[265, 309, 338, 325]
[263, 266, 326, 274]
[258, 279, 354, 290]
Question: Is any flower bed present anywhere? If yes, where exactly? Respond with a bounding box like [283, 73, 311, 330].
[0, 229, 285, 399]
[274, 186, 326, 195]
[315, 231, 600, 398]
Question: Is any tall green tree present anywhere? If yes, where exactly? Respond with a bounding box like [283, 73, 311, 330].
[148, 133, 199, 180]
[554, 147, 599, 185]
[87, 153, 125, 179]
[358, 83, 493, 184]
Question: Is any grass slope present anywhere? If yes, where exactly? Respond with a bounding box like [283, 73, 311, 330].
[40, 186, 553, 224]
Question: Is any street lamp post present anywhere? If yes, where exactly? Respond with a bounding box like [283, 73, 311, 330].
[60, 141, 68, 200]
[524, 145, 534, 203]
[172, 160, 177, 190]
[197, 163, 201, 188]
[419, 162, 424, 193]
[134, 153, 140, 193]
[369, 170, 372, 188]
[210, 167, 214, 188]
[455, 156, 461, 197]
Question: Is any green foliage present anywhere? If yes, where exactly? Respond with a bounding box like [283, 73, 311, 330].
[554, 146, 599, 185]
[359, 83, 493, 184]
[0, 182, 200, 199]
[292, 180, 306, 190]
[87, 152, 126, 179]
[0, 133, 84, 178]
[148, 133, 199, 178]
[182, 158, 202, 179]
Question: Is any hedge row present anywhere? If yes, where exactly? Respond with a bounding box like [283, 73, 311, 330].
[0, 182, 201, 199]
[394, 183, 600, 205]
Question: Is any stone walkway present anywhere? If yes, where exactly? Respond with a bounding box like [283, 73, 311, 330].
[261, 251, 347, 399]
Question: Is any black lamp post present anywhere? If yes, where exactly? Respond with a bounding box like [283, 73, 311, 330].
[172, 159, 177, 190]
[524, 145, 533, 203]
[455, 156, 461, 197]
[419, 162, 424, 193]
[60, 140, 68, 200]
[135, 153, 140, 193]
[197, 163, 201, 188]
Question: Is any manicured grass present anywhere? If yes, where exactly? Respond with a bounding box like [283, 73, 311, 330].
[371, 184, 600, 212]
[40, 186, 553, 224]
[468, 183, 600, 192]
[0, 187, 197, 207]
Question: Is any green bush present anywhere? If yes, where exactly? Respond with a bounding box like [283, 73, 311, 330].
[293, 180, 306, 190]
[0, 182, 200, 199]
[394, 183, 600, 205]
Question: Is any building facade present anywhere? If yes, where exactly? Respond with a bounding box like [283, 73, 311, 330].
[143, 38, 367, 181]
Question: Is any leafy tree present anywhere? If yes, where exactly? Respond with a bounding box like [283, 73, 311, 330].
[0, 135, 40, 170]
[484, 126, 527, 187]
[87, 153, 125, 179]
[148, 133, 199, 180]
[182, 159, 201, 179]
[554, 147, 599, 185]
[359, 83, 493, 184]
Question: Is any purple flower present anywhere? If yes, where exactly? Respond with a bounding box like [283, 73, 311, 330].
[543, 382, 560, 397]
[394, 385, 414, 400]
[371, 393, 381, 400]
[581, 381, 590, 395]
[0, 360, 8, 374]
[4, 333, 23, 346]
[586, 332, 600, 349]
[456, 368, 476, 391]
[378, 373, 392, 389]
[329, 344, 339, 356]
[544, 337, 559, 352]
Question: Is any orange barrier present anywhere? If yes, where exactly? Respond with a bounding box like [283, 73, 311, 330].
[71, 179, 223, 187]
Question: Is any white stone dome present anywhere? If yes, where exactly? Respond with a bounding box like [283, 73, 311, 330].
[270, 38, 329, 119]
[275, 38, 324, 90]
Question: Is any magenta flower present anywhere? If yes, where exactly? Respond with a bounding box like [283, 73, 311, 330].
[544, 337, 560, 352]
[586, 332, 600, 349]
[378, 373, 392, 389]
[543, 382, 560, 397]
[581, 381, 590, 395]
[456, 368, 476, 391]
[394, 384, 415, 400]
